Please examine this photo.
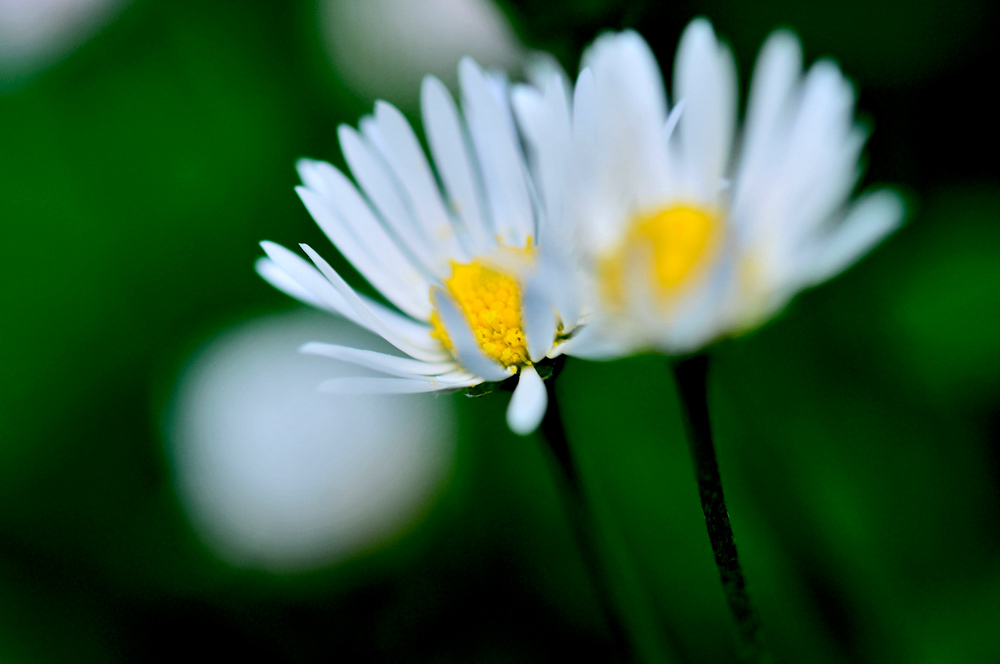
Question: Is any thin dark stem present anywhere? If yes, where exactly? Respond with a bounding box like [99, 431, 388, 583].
[539, 365, 634, 663]
[671, 354, 770, 664]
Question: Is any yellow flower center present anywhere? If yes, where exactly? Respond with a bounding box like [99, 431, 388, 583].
[429, 248, 532, 369]
[599, 205, 718, 306]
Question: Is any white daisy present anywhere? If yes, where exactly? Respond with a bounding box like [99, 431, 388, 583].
[511, 19, 904, 357]
[256, 58, 580, 435]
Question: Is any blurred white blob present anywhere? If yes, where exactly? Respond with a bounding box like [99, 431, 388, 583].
[320, 0, 523, 108]
[167, 309, 457, 571]
[0, 0, 126, 81]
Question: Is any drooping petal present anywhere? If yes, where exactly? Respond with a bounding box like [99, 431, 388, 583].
[506, 366, 547, 435]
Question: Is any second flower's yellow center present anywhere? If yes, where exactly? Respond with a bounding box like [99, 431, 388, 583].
[429, 251, 531, 369]
[599, 205, 718, 306]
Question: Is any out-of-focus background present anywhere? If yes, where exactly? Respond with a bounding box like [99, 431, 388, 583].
[2, 0, 999, 661]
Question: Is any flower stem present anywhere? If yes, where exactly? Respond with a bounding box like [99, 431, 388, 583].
[671, 354, 770, 664]
[539, 361, 635, 663]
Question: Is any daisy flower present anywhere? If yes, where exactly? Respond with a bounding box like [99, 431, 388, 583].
[256, 59, 580, 435]
[512, 19, 904, 357]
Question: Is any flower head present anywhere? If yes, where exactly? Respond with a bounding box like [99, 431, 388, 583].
[512, 19, 904, 357]
[257, 59, 580, 435]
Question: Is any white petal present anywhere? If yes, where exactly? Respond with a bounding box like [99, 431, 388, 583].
[260, 241, 358, 323]
[319, 376, 477, 395]
[431, 288, 512, 382]
[524, 49, 570, 91]
[372, 101, 468, 261]
[521, 274, 558, 363]
[420, 75, 492, 249]
[800, 189, 904, 286]
[732, 30, 802, 217]
[299, 244, 449, 362]
[568, 67, 614, 252]
[576, 32, 671, 246]
[338, 125, 441, 274]
[656, 263, 735, 353]
[536, 247, 581, 332]
[663, 98, 685, 143]
[558, 324, 634, 361]
[459, 57, 535, 246]
[673, 18, 737, 204]
[300, 342, 458, 378]
[512, 74, 573, 246]
[296, 185, 432, 320]
[297, 159, 433, 305]
[506, 366, 547, 435]
[361, 295, 439, 347]
[771, 62, 857, 237]
[255, 257, 330, 312]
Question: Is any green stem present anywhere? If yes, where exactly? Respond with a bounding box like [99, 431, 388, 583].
[671, 354, 770, 664]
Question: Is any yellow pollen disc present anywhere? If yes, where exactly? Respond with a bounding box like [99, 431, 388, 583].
[599, 205, 718, 306]
[429, 251, 531, 369]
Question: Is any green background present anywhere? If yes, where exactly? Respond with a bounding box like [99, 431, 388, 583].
[2, 0, 998, 661]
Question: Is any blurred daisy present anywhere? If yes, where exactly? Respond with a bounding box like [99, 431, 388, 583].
[0, 0, 127, 86]
[319, 0, 523, 111]
[168, 310, 456, 570]
[512, 19, 904, 357]
[258, 59, 580, 435]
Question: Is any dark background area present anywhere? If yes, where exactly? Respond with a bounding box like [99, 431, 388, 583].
[2, 0, 999, 661]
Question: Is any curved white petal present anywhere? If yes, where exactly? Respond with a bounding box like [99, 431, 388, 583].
[299, 244, 449, 362]
[260, 241, 358, 324]
[431, 288, 512, 382]
[800, 189, 904, 287]
[300, 342, 459, 378]
[506, 366, 547, 435]
[360, 295, 438, 347]
[319, 375, 478, 395]
[255, 257, 330, 312]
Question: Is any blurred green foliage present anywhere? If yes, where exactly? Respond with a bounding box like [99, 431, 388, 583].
[1, 0, 999, 661]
